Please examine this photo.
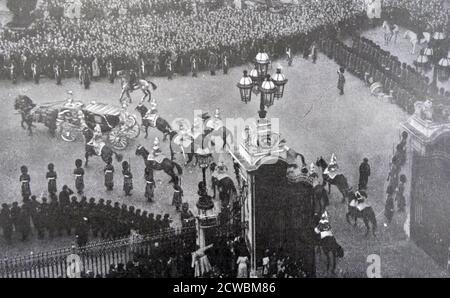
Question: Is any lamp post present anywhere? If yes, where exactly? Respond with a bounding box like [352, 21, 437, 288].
[237, 52, 288, 119]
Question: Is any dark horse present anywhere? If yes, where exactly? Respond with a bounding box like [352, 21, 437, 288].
[315, 157, 350, 203]
[135, 145, 183, 184]
[345, 191, 377, 237]
[82, 127, 123, 166]
[135, 104, 174, 140]
[14, 95, 57, 137]
[209, 162, 237, 204]
[315, 235, 344, 274]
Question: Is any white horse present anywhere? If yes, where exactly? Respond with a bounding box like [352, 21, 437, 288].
[403, 30, 431, 54]
[117, 70, 157, 104]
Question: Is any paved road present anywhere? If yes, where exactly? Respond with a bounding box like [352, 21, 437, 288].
[0, 50, 446, 276]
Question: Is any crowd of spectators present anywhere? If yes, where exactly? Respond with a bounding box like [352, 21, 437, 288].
[0, 0, 365, 81]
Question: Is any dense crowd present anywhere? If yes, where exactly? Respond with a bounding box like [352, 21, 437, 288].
[0, 1, 364, 81]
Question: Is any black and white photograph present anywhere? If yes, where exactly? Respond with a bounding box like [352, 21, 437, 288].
[0, 0, 449, 281]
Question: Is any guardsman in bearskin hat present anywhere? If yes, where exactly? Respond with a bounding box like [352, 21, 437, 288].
[73, 159, 85, 195]
[46, 163, 58, 195]
[104, 158, 115, 191]
[144, 166, 155, 202]
[20, 165, 31, 200]
[122, 161, 133, 196]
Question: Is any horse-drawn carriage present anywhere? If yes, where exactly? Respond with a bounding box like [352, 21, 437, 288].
[14, 95, 140, 150]
[57, 102, 140, 150]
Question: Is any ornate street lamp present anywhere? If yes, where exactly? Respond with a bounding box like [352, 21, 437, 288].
[255, 51, 270, 79]
[437, 57, 450, 81]
[260, 75, 276, 109]
[415, 54, 429, 73]
[272, 66, 288, 100]
[237, 70, 253, 103]
[423, 47, 433, 57]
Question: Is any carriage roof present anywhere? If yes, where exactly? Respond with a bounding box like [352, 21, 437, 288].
[84, 103, 121, 117]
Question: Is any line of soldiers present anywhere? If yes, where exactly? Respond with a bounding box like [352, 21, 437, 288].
[320, 36, 450, 115]
[0, 188, 174, 245]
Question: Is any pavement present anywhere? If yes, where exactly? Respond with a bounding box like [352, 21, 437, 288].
[0, 42, 447, 276]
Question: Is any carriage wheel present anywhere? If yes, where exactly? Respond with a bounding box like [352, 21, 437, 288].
[60, 123, 77, 142]
[126, 116, 140, 139]
[108, 129, 128, 150]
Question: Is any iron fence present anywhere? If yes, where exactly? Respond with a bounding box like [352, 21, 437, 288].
[0, 227, 196, 278]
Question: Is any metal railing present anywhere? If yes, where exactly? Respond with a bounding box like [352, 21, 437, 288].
[0, 227, 196, 278]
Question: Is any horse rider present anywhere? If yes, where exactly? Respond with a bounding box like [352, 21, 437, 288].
[350, 190, 370, 212]
[324, 153, 339, 179]
[142, 99, 159, 127]
[149, 137, 165, 163]
[314, 211, 333, 241]
[206, 108, 223, 131]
